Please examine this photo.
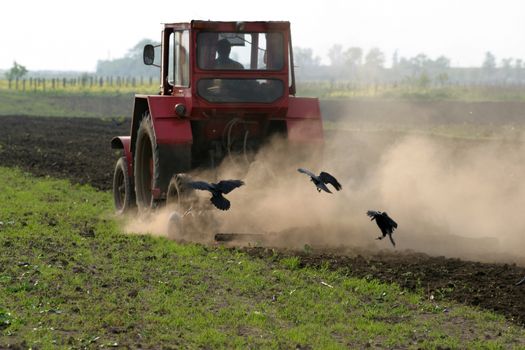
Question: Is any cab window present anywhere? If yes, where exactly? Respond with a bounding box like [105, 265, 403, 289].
[168, 30, 190, 87]
[197, 32, 284, 71]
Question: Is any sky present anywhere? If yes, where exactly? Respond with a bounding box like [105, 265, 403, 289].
[0, 0, 524, 72]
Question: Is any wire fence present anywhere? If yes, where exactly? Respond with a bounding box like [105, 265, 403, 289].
[2, 76, 525, 100]
[0, 76, 158, 93]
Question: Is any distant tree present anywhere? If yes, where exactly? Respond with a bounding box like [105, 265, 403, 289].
[434, 56, 451, 69]
[482, 51, 496, 70]
[501, 58, 514, 80]
[409, 53, 429, 69]
[392, 50, 399, 68]
[362, 48, 385, 83]
[515, 59, 523, 69]
[501, 58, 513, 69]
[436, 72, 449, 86]
[126, 39, 155, 58]
[343, 47, 363, 67]
[364, 48, 385, 68]
[293, 47, 321, 68]
[96, 38, 160, 77]
[5, 61, 27, 80]
[418, 72, 431, 88]
[327, 44, 344, 66]
[397, 57, 411, 69]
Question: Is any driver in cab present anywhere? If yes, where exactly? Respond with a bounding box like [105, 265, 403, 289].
[214, 39, 244, 70]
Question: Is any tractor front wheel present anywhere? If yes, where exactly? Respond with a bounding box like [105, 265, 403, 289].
[113, 157, 135, 214]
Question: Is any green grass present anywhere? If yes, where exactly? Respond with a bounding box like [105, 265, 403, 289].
[0, 167, 524, 349]
[297, 81, 525, 101]
[0, 90, 133, 118]
[0, 80, 156, 118]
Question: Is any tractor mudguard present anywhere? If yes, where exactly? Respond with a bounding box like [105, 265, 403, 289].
[111, 136, 132, 176]
[285, 97, 324, 142]
[142, 95, 194, 145]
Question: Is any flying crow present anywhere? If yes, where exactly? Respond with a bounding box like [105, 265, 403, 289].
[516, 276, 525, 286]
[367, 210, 398, 247]
[187, 179, 244, 210]
[297, 168, 342, 193]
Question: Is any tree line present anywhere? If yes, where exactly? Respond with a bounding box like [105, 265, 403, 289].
[294, 45, 525, 84]
[4, 40, 525, 86]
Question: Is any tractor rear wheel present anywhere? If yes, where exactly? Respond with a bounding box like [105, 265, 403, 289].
[112, 157, 135, 214]
[134, 113, 159, 211]
[166, 174, 192, 207]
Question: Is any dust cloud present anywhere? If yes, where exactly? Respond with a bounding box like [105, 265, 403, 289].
[124, 125, 525, 264]
[123, 207, 174, 238]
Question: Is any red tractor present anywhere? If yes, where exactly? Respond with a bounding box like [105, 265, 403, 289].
[111, 20, 324, 215]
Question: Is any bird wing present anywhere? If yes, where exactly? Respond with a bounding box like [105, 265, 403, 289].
[188, 181, 213, 192]
[297, 168, 316, 178]
[215, 180, 245, 194]
[319, 171, 342, 191]
[384, 213, 398, 230]
[516, 276, 525, 286]
[210, 194, 231, 210]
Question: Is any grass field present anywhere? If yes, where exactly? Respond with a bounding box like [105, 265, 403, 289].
[0, 90, 132, 118]
[0, 166, 524, 349]
[297, 81, 525, 101]
[0, 79, 525, 118]
[0, 80, 155, 118]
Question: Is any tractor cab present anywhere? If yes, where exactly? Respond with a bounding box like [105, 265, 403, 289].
[143, 21, 295, 108]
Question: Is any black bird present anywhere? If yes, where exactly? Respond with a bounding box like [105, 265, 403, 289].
[297, 168, 342, 193]
[516, 276, 525, 286]
[187, 179, 245, 210]
[366, 210, 398, 247]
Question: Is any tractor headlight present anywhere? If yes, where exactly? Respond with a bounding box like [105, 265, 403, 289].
[175, 103, 186, 117]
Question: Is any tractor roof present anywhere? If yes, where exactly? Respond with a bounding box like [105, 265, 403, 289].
[163, 21, 290, 31]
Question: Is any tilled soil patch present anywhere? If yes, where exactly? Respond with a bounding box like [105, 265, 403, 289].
[241, 247, 525, 326]
[1, 115, 524, 328]
[0, 115, 128, 190]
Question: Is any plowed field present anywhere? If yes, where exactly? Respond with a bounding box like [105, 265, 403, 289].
[1, 115, 524, 327]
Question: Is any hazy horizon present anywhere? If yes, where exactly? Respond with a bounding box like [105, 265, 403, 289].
[1, 0, 524, 72]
